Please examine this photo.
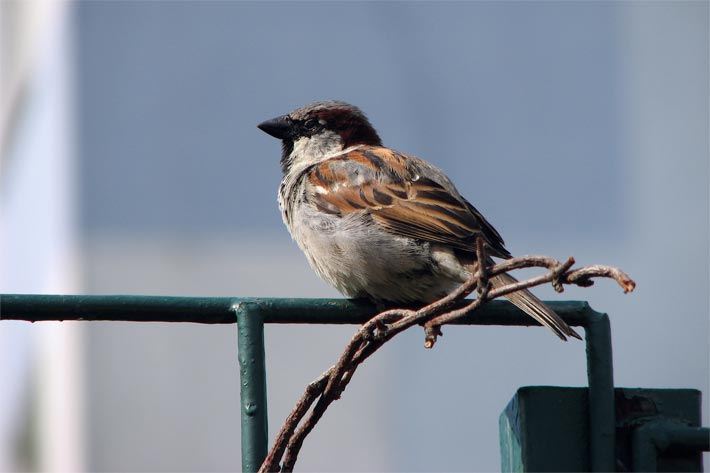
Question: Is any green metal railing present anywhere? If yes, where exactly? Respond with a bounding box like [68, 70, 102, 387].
[1, 295, 616, 471]
[631, 418, 709, 472]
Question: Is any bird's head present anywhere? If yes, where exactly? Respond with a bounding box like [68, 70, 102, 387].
[258, 100, 382, 173]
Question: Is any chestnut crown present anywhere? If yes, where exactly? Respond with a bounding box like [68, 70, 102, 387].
[257, 100, 383, 149]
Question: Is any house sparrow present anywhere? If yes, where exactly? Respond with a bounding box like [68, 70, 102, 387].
[258, 101, 581, 340]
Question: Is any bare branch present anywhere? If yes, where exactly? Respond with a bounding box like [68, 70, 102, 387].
[565, 264, 636, 293]
[259, 372, 330, 472]
[259, 239, 636, 472]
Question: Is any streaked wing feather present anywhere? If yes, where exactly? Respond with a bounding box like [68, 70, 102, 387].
[463, 198, 511, 259]
[306, 146, 507, 255]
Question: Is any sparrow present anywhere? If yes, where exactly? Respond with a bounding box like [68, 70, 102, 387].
[258, 101, 581, 341]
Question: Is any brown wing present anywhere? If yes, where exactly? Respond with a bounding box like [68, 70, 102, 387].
[306, 146, 510, 258]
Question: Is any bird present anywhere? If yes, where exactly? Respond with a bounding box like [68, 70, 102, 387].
[258, 100, 581, 341]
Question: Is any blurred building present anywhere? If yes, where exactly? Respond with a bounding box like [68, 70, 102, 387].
[1, 2, 707, 471]
[1, 2, 82, 472]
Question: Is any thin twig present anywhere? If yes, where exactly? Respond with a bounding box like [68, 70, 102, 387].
[259, 372, 330, 472]
[551, 257, 576, 292]
[565, 264, 636, 292]
[259, 239, 636, 472]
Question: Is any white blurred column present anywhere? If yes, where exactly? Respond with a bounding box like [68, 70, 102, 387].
[0, 1, 84, 472]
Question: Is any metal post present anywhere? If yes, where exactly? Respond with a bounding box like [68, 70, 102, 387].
[584, 311, 616, 472]
[235, 302, 268, 472]
[632, 420, 709, 472]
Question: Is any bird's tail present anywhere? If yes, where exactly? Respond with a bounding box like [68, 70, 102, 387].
[490, 273, 582, 341]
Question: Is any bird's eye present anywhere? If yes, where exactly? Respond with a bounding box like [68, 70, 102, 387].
[305, 118, 319, 129]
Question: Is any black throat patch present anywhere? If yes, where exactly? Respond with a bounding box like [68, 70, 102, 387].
[280, 140, 295, 174]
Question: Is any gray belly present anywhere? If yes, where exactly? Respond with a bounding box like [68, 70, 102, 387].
[288, 206, 469, 304]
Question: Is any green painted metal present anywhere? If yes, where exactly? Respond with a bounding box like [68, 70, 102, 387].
[499, 412, 524, 472]
[1, 294, 594, 325]
[499, 386, 710, 472]
[500, 387, 590, 472]
[235, 302, 269, 473]
[0, 294, 239, 323]
[0, 294, 615, 471]
[632, 422, 709, 472]
[583, 312, 615, 472]
[501, 387, 708, 472]
[623, 387, 708, 473]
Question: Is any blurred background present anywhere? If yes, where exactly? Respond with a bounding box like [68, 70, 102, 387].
[0, 1, 707, 471]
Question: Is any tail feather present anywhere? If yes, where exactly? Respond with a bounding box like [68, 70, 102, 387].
[491, 273, 582, 341]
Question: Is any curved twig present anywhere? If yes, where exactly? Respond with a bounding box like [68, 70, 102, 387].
[258, 240, 636, 472]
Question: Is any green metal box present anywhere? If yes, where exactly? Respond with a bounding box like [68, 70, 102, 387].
[500, 386, 705, 472]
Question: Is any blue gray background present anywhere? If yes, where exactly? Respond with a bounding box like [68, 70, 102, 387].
[71, 2, 707, 471]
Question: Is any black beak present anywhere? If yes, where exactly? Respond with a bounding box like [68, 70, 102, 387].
[257, 115, 291, 140]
